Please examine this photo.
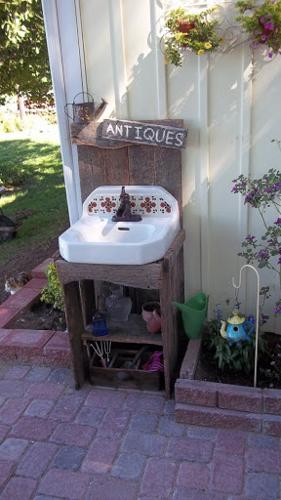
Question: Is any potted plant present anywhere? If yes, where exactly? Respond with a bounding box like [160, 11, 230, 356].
[162, 7, 222, 66]
[236, 0, 281, 57]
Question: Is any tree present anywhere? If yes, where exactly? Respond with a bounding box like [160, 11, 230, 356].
[0, 0, 52, 108]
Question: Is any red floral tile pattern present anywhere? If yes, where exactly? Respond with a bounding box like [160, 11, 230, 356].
[100, 197, 116, 213]
[87, 193, 173, 216]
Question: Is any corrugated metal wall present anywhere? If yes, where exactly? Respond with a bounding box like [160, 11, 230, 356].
[53, 0, 281, 328]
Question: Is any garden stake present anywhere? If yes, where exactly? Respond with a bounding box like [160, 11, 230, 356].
[232, 264, 260, 388]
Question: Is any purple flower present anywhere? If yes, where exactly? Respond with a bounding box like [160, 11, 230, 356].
[260, 34, 269, 42]
[257, 249, 269, 260]
[264, 22, 274, 31]
[275, 218, 281, 225]
[231, 184, 239, 193]
[245, 234, 256, 244]
[278, 256, 281, 265]
[274, 303, 281, 315]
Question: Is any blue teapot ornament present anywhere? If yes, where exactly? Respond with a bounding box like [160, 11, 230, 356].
[220, 309, 254, 342]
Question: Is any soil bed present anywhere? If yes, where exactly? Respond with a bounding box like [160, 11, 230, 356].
[196, 332, 281, 390]
[9, 300, 66, 331]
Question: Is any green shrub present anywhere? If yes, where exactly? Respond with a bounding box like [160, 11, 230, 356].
[0, 112, 24, 133]
[40, 263, 64, 311]
[204, 319, 268, 374]
[0, 163, 27, 187]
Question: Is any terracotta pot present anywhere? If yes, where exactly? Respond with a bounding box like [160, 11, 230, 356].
[142, 302, 161, 333]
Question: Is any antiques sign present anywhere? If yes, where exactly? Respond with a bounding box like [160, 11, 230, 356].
[101, 119, 187, 150]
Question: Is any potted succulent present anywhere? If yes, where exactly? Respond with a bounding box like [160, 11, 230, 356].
[236, 0, 281, 57]
[162, 7, 222, 66]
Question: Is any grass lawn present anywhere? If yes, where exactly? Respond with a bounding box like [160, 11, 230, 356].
[0, 136, 68, 265]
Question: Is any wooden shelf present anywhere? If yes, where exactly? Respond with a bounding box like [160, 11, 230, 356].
[82, 314, 163, 346]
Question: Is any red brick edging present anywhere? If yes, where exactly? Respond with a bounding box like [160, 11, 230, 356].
[175, 338, 281, 436]
[0, 258, 71, 367]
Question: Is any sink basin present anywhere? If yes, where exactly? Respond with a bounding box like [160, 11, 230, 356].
[59, 186, 180, 265]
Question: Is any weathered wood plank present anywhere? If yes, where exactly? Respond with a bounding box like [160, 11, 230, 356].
[128, 145, 155, 185]
[102, 119, 187, 150]
[71, 119, 185, 149]
[56, 259, 162, 289]
[63, 282, 86, 389]
[71, 121, 130, 149]
[154, 147, 183, 218]
[79, 280, 95, 326]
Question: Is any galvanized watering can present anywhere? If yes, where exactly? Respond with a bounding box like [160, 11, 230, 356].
[64, 92, 106, 124]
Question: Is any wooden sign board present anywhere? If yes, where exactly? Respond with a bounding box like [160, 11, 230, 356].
[101, 119, 187, 150]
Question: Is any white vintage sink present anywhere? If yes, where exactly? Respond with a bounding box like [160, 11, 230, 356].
[59, 186, 180, 265]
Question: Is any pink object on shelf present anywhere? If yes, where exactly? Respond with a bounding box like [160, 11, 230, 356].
[142, 351, 164, 372]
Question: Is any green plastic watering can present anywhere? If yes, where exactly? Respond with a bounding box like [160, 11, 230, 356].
[173, 292, 209, 339]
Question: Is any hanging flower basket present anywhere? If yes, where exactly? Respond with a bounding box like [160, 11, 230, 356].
[162, 7, 223, 66]
[236, 0, 281, 57]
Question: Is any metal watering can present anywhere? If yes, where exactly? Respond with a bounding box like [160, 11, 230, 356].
[64, 92, 106, 124]
[220, 309, 254, 342]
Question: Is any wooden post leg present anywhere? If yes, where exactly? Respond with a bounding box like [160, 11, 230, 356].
[80, 280, 95, 326]
[63, 282, 85, 389]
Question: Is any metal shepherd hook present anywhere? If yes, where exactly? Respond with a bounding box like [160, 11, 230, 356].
[232, 264, 260, 388]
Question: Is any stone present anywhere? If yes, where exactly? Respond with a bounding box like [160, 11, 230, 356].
[38, 468, 91, 499]
[187, 425, 217, 440]
[173, 487, 227, 500]
[32, 258, 54, 278]
[130, 413, 159, 433]
[47, 367, 73, 385]
[215, 429, 247, 455]
[24, 382, 64, 400]
[85, 474, 138, 500]
[24, 399, 55, 418]
[1, 476, 37, 500]
[175, 379, 217, 407]
[75, 406, 105, 427]
[247, 432, 280, 449]
[49, 394, 86, 422]
[245, 472, 280, 499]
[85, 388, 127, 409]
[263, 414, 281, 437]
[176, 403, 262, 433]
[263, 389, 281, 415]
[177, 462, 210, 490]
[246, 447, 281, 473]
[25, 367, 51, 382]
[166, 436, 213, 462]
[0, 307, 18, 328]
[81, 437, 121, 473]
[43, 332, 71, 355]
[218, 384, 262, 413]
[0, 460, 14, 488]
[158, 415, 185, 437]
[179, 338, 201, 379]
[140, 457, 178, 497]
[1, 329, 53, 352]
[0, 423, 9, 441]
[122, 430, 167, 457]
[52, 445, 86, 470]
[0, 398, 30, 425]
[97, 409, 131, 438]
[124, 393, 164, 414]
[10, 416, 57, 440]
[4, 366, 30, 380]
[0, 437, 29, 461]
[16, 441, 58, 478]
[211, 452, 244, 494]
[50, 422, 95, 447]
[0, 380, 26, 399]
[111, 452, 146, 480]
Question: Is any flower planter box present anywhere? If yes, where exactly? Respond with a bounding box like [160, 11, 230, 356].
[0, 258, 71, 367]
[175, 338, 281, 436]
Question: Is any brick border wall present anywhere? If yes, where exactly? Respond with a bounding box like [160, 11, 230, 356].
[175, 339, 281, 436]
[0, 259, 71, 367]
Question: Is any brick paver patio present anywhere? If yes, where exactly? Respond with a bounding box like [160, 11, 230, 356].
[0, 362, 280, 499]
